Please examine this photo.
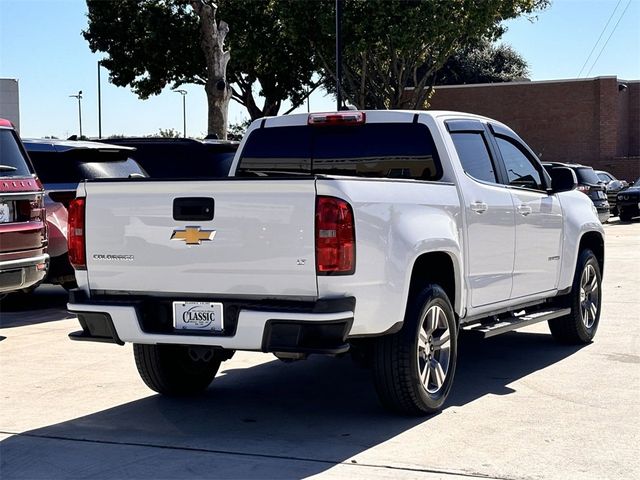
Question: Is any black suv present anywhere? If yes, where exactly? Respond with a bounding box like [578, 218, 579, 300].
[23, 139, 147, 289]
[617, 177, 640, 222]
[101, 137, 238, 178]
[543, 162, 610, 223]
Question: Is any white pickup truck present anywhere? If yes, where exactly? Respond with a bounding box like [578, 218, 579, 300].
[67, 110, 604, 415]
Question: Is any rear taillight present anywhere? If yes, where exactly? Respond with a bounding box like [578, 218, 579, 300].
[577, 185, 590, 194]
[15, 195, 44, 222]
[68, 197, 86, 270]
[316, 196, 355, 275]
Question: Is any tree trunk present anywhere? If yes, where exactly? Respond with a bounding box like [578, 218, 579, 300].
[204, 80, 231, 138]
[190, 0, 232, 139]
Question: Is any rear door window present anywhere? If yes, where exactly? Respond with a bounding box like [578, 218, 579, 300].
[237, 123, 442, 180]
[450, 132, 497, 183]
[596, 172, 613, 183]
[0, 130, 33, 178]
[574, 167, 601, 185]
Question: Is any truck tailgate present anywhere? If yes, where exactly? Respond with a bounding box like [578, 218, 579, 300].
[82, 179, 318, 298]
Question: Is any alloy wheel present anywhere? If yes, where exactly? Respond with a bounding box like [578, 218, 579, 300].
[579, 263, 599, 329]
[417, 305, 451, 394]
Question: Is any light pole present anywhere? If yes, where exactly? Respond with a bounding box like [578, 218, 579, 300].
[69, 90, 83, 138]
[335, 0, 343, 111]
[97, 61, 103, 139]
[174, 89, 187, 138]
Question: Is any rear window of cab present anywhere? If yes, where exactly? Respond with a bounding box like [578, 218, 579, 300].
[236, 123, 442, 181]
[26, 149, 147, 184]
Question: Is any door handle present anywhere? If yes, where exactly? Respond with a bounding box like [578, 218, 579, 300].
[517, 205, 532, 216]
[470, 202, 488, 214]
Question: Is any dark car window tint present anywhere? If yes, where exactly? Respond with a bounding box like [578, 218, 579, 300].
[237, 123, 442, 180]
[450, 132, 496, 183]
[0, 130, 32, 177]
[102, 141, 236, 178]
[496, 137, 543, 190]
[575, 167, 601, 185]
[27, 151, 146, 184]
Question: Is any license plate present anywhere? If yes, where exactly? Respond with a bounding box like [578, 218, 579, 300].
[597, 191, 606, 199]
[173, 301, 224, 332]
[0, 202, 13, 223]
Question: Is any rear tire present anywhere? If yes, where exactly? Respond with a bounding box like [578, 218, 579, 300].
[548, 249, 601, 344]
[60, 280, 78, 292]
[373, 284, 457, 415]
[133, 344, 222, 395]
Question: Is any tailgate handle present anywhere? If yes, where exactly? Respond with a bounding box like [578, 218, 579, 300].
[173, 197, 215, 221]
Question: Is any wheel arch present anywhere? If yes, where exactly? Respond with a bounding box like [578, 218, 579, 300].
[579, 231, 604, 274]
[405, 250, 462, 321]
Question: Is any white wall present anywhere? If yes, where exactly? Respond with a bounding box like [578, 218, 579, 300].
[0, 79, 20, 133]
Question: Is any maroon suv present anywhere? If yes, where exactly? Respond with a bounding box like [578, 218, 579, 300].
[0, 119, 48, 297]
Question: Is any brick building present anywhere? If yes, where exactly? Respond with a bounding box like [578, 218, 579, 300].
[426, 76, 640, 180]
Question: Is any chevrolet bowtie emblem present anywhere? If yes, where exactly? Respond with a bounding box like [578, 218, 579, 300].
[171, 226, 216, 245]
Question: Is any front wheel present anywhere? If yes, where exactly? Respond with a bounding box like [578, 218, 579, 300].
[373, 284, 457, 415]
[548, 249, 602, 344]
[133, 344, 222, 395]
[619, 210, 633, 222]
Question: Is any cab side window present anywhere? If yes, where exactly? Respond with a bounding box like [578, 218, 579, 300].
[451, 132, 497, 184]
[495, 137, 543, 191]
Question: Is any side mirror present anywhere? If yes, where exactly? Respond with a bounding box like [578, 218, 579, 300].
[549, 167, 577, 193]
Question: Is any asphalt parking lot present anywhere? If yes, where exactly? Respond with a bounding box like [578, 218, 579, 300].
[1, 220, 639, 480]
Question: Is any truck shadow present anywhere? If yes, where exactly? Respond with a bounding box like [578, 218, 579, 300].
[0, 331, 584, 479]
[0, 285, 72, 328]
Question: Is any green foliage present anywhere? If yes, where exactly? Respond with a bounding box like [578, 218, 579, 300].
[85, 1, 203, 99]
[282, 0, 548, 109]
[220, 1, 317, 118]
[154, 128, 183, 138]
[84, 0, 316, 119]
[84, 0, 547, 118]
[227, 118, 251, 141]
[436, 41, 529, 85]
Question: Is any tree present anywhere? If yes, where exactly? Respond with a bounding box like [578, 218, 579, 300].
[283, 0, 548, 109]
[435, 41, 529, 85]
[85, 0, 230, 138]
[220, 1, 318, 119]
[83, 0, 317, 136]
[154, 128, 183, 138]
[227, 118, 251, 141]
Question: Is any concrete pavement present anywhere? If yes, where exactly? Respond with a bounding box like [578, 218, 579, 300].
[1, 220, 639, 480]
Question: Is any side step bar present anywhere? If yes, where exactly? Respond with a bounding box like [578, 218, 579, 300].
[464, 308, 571, 338]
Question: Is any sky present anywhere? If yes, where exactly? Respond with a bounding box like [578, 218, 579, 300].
[0, 0, 639, 139]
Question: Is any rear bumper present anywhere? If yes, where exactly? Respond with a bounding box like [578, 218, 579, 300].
[617, 200, 639, 212]
[67, 291, 355, 354]
[0, 254, 49, 293]
[593, 201, 611, 223]
[597, 209, 611, 223]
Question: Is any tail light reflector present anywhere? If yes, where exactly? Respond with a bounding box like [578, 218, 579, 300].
[316, 196, 355, 275]
[68, 197, 86, 270]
